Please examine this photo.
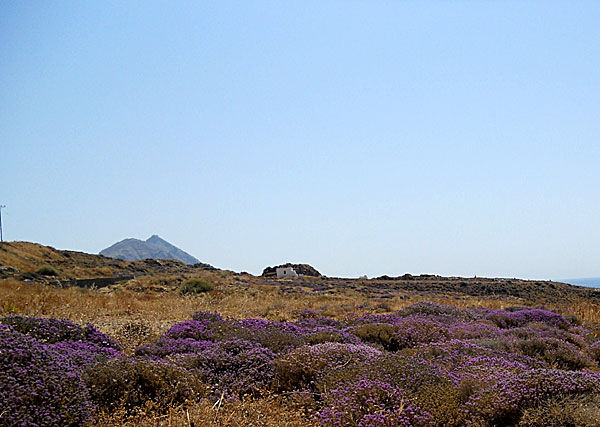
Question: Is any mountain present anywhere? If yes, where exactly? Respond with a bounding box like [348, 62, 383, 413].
[99, 235, 201, 265]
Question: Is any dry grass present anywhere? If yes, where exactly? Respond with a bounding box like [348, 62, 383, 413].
[3, 277, 599, 355]
[93, 395, 315, 427]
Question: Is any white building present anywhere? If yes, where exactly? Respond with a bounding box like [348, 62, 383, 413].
[276, 266, 298, 278]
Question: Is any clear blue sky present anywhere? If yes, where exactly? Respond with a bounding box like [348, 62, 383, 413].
[2, 1, 599, 279]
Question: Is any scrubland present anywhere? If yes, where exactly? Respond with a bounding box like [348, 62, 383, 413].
[2, 243, 600, 426]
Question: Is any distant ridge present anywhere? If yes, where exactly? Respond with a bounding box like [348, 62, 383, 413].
[560, 277, 600, 288]
[99, 235, 201, 265]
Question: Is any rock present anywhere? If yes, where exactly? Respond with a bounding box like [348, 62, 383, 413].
[262, 263, 322, 277]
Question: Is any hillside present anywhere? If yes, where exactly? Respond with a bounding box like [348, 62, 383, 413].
[2, 241, 600, 307]
[0, 241, 214, 282]
[99, 235, 201, 265]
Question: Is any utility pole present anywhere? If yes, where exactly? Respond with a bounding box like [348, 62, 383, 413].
[0, 205, 5, 242]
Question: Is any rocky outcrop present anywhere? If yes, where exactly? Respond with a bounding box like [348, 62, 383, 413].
[262, 263, 322, 278]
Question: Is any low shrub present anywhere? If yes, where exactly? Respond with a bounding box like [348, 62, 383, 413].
[135, 337, 215, 358]
[191, 311, 224, 322]
[518, 393, 600, 427]
[163, 320, 216, 341]
[303, 327, 361, 345]
[352, 323, 401, 351]
[588, 341, 600, 363]
[0, 327, 93, 426]
[36, 265, 59, 276]
[179, 279, 215, 295]
[514, 336, 595, 370]
[46, 341, 122, 368]
[176, 339, 275, 398]
[399, 302, 477, 323]
[394, 317, 450, 349]
[486, 309, 569, 330]
[83, 357, 208, 413]
[317, 379, 434, 427]
[274, 342, 381, 392]
[465, 369, 600, 426]
[0, 315, 121, 350]
[226, 322, 306, 353]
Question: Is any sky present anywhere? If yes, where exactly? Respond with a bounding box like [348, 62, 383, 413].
[1, 1, 599, 280]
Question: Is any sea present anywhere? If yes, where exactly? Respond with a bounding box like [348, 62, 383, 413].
[559, 277, 600, 289]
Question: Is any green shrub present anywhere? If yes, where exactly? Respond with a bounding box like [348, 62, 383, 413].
[36, 265, 59, 276]
[352, 323, 400, 351]
[273, 343, 381, 392]
[179, 279, 215, 295]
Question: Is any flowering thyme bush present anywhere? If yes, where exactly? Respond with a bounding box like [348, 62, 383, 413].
[176, 339, 276, 398]
[465, 369, 600, 425]
[163, 319, 216, 341]
[393, 317, 451, 349]
[317, 379, 434, 427]
[46, 341, 122, 368]
[135, 337, 215, 358]
[0, 326, 94, 427]
[398, 302, 478, 323]
[485, 309, 569, 330]
[4, 303, 597, 426]
[0, 315, 121, 350]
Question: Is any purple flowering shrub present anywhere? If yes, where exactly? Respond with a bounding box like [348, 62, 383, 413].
[398, 301, 478, 323]
[394, 317, 451, 349]
[176, 339, 275, 398]
[588, 341, 600, 364]
[303, 327, 362, 345]
[46, 341, 122, 368]
[0, 326, 94, 427]
[274, 342, 382, 391]
[135, 337, 215, 358]
[294, 309, 344, 328]
[317, 379, 434, 427]
[0, 315, 121, 350]
[163, 317, 305, 353]
[448, 322, 504, 340]
[82, 357, 208, 413]
[485, 308, 569, 330]
[225, 321, 306, 353]
[513, 336, 595, 370]
[505, 324, 588, 349]
[163, 319, 216, 341]
[465, 369, 600, 425]
[352, 318, 450, 351]
[317, 353, 465, 426]
[4, 303, 598, 426]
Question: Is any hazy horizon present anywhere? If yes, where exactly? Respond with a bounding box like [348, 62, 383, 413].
[2, 2, 599, 280]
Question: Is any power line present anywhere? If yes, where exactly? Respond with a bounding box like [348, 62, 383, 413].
[0, 205, 5, 242]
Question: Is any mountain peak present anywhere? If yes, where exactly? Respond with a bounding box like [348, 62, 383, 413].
[100, 235, 201, 265]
